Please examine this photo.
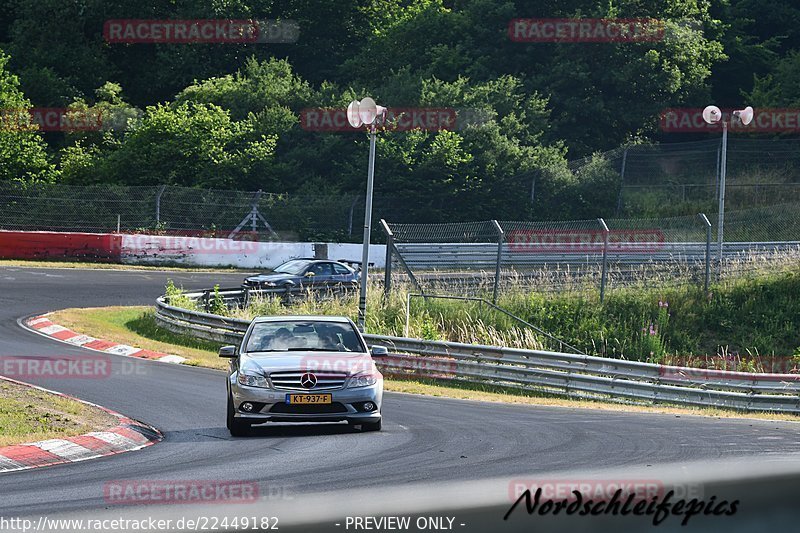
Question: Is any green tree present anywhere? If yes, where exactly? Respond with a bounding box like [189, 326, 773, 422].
[62, 101, 276, 189]
[343, 0, 724, 154]
[748, 51, 800, 107]
[0, 50, 56, 183]
[709, 0, 800, 105]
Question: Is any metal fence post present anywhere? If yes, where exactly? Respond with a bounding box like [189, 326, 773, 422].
[380, 219, 393, 298]
[699, 213, 712, 292]
[714, 141, 721, 200]
[347, 196, 359, 237]
[155, 185, 166, 224]
[598, 218, 610, 303]
[615, 147, 629, 215]
[491, 220, 504, 304]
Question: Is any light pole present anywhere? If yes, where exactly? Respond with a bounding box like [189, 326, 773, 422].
[347, 97, 387, 332]
[701, 104, 753, 277]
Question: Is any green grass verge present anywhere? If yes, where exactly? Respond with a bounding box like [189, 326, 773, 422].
[0, 380, 118, 446]
[49, 306, 228, 370]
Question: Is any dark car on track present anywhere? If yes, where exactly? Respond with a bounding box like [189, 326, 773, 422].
[243, 258, 360, 295]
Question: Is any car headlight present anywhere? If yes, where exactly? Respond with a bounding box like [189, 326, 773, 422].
[237, 372, 269, 388]
[249, 280, 276, 287]
[347, 373, 379, 388]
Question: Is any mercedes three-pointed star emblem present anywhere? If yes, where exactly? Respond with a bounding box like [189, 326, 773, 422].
[300, 372, 317, 389]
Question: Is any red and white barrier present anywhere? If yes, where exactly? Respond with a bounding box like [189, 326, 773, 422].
[0, 230, 386, 269]
[0, 230, 121, 261]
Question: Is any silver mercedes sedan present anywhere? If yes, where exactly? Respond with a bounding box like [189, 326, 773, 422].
[221, 315, 386, 436]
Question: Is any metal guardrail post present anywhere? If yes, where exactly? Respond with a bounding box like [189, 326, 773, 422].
[380, 219, 393, 298]
[598, 218, 610, 303]
[491, 220, 504, 304]
[404, 292, 412, 338]
[699, 213, 712, 292]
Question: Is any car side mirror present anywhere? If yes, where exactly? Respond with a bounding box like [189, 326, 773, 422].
[370, 345, 389, 357]
[219, 345, 238, 358]
[304, 272, 315, 277]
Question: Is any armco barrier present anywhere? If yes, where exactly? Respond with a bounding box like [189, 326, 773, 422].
[155, 291, 800, 414]
[0, 230, 121, 261]
[394, 240, 800, 269]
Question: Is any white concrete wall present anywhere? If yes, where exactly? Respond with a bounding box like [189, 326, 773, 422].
[119, 234, 386, 269]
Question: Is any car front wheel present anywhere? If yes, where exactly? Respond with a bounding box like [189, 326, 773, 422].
[227, 391, 251, 437]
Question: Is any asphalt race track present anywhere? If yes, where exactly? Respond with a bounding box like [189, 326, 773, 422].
[1, 266, 800, 522]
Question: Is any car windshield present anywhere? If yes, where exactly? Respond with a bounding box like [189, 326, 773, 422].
[272, 260, 311, 275]
[245, 320, 366, 353]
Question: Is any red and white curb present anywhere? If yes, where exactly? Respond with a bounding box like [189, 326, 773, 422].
[0, 375, 162, 473]
[24, 314, 187, 364]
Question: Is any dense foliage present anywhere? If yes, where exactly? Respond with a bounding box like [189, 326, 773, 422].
[1, 0, 798, 221]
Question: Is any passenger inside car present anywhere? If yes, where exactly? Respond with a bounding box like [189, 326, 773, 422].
[320, 328, 348, 351]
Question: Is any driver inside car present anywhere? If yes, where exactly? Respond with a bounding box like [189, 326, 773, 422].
[268, 327, 295, 350]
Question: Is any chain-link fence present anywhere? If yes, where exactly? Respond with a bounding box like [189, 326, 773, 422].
[0, 182, 415, 242]
[382, 204, 800, 299]
[609, 138, 800, 215]
[3, 137, 800, 239]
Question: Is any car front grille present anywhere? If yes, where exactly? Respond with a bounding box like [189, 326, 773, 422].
[269, 371, 348, 391]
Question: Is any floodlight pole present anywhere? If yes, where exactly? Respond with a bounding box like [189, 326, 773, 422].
[357, 124, 377, 332]
[706, 104, 752, 278]
[717, 120, 728, 277]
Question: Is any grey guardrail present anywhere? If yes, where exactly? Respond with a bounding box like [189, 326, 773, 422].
[396, 241, 800, 269]
[155, 291, 800, 413]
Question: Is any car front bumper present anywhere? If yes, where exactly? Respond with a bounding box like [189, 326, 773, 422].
[230, 379, 383, 424]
